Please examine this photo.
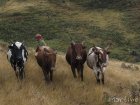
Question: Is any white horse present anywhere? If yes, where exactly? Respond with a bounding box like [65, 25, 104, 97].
[87, 44, 111, 84]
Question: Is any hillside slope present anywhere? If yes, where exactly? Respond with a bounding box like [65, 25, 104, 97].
[0, 0, 140, 61]
[0, 44, 140, 105]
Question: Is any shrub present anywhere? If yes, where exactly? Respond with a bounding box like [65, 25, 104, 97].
[88, 26, 125, 46]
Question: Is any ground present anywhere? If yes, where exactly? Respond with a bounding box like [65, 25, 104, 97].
[0, 44, 140, 105]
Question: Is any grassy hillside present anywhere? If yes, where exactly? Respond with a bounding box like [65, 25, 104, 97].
[0, 44, 140, 105]
[0, 0, 140, 62]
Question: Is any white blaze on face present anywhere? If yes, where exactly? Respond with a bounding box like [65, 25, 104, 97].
[15, 42, 22, 49]
[7, 49, 12, 61]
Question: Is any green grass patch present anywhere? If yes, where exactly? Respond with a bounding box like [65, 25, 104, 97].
[0, 0, 140, 62]
[0, 0, 8, 6]
[88, 26, 126, 46]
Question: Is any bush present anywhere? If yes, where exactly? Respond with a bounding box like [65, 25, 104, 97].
[88, 26, 125, 46]
[123, 6, 140, 34]
[88, 0, 137, 9]
[70, 0, 139, 10]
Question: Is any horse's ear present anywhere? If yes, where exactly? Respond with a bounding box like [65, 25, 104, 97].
[92, 44, 97, 50]
[36, 47, 40, 52]
[22, 41, 25, 46]
[92, 47, 96, 51]
[81, 41, 85, 45]
[105, 42, 112, 51]
[81, 41, 86, 49]
[8, 45, 13, 49]
[82, 46, 86, 49]
[92, 46, 100, 55]
[71, 40, 75, 46]
[92, 45, 98, 52]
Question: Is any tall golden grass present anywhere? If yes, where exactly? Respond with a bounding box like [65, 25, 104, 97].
[0, 0, 140, 105]
[0, 45, 140, 105]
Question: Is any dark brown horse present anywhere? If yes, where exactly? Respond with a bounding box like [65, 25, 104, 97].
[66, 41, 87, 81]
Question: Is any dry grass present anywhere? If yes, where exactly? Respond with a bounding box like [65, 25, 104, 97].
[0, 45, 140, 105]
[0, 0, 140, 104]
[0, 0, 34, 14]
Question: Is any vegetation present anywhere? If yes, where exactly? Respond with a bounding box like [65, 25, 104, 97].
[0, 0, 140, 62]
[70, 0, 139, 9]
[0, 1, 140, 105]
[0, 46, 140, 105]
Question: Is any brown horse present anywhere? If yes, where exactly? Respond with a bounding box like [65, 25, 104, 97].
[35, 46, 56, 81]
[66, 41, 87, 81]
